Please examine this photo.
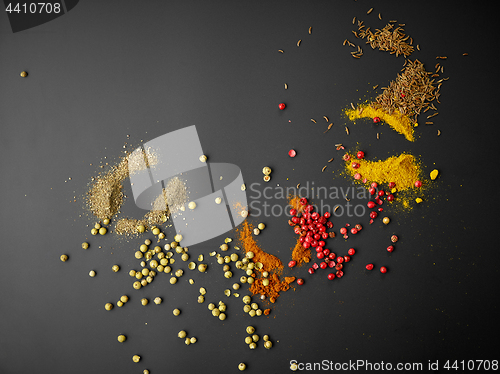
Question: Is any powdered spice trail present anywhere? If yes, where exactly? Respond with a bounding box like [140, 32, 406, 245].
[344, 152, 422, 191]
[87, 147, 188, 235]
[238, 221, 296, 303]
[291, 239, 311, 266]
[238, 221, 283, 274]
[87, 148, 158, 221]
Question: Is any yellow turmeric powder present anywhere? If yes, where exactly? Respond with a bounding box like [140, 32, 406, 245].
[345, 104, 415, 142]
[344, 152, 422, 190]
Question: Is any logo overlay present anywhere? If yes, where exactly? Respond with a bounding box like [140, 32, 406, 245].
[128, 125, 247, 247]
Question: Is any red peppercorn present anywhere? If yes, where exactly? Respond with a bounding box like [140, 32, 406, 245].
[340, 227, 347, 235]
[315, 247, 323, 253]
[380, 266, 387, 273]
[316, 252, 324, 259]
[355, 224, 362, 231]
[318, 240, 325, 247]
[369, 211, 378, 219]
[327, 221, 333, 228]
[310, 240, 318, 247]
[311, 212, 319, 220]
[327, 273, 335, 280]
[318, 226, 326, 233]
[388, 182, 396, 189]
[334, 263, 343, 270]
[371, 182, 378, 188]
[288, 149, 297, 157]
[322, 248, 330, 256]
[312, 263, 319, 270]
[391, 235, 398, 243]
[414, 180, 422, 188]
[387, 245, 394, 252]
[373, 117, 381, 123]
[348, 248, 355, 256]
[297, 278, 304, 285]
[303, 242, 310, 249]
[291, 217, 299, 224]
[290, 208, 297, 216]
[328, 252, 336, 260]
[365, 264, 374, 271]
[294, 226, 301, 235]
[387, 194, 394, 202]
[377, 198, 383, 205]
[351, 162, 360, 169]
[308, 267, 315, 274]
[299, 236, 305, 243]
[368, 187, 376, 195]
[324, 212, 331, 219]
[320, 262, 327, 270]
[328, 260, 336, 268]
[321, 232, 329, 240]
[350, 228, 358, 235]
[279, 103, 286, 110]
[356, 151, 365, 159]
[378, 190, 385, 197]
[367, 201, 376, 209]
[336, 256, 344, 264]
[288, 260, 297, 268]
[305, 204, 314, 212]
[299, 197, 308, 205]
[313, 233, 321, 240]
[344, 255, 350, 263]
[336, 270, 344, 278]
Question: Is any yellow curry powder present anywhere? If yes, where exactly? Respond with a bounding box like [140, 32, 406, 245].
[344, 152, 422, 190]
[345, 104, 415, 142]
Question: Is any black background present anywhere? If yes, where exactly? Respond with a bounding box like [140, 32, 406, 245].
[1, 1, 499, 373]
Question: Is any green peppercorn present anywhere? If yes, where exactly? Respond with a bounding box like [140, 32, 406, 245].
[117, 334, 126, 342]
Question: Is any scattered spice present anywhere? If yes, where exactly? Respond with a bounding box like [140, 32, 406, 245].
[344, 152, 422, 191]
[238, 221, 283, 274]
[291, 239, 311, 266]
[356, 22, 414, 57]
[345, 104, 415, 142]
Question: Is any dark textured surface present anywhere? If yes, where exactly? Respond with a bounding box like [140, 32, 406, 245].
[0, 1, 498, 373]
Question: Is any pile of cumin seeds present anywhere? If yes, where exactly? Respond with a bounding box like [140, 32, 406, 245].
[371, 59, 444, 120]
[357, 21, 414, 57]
